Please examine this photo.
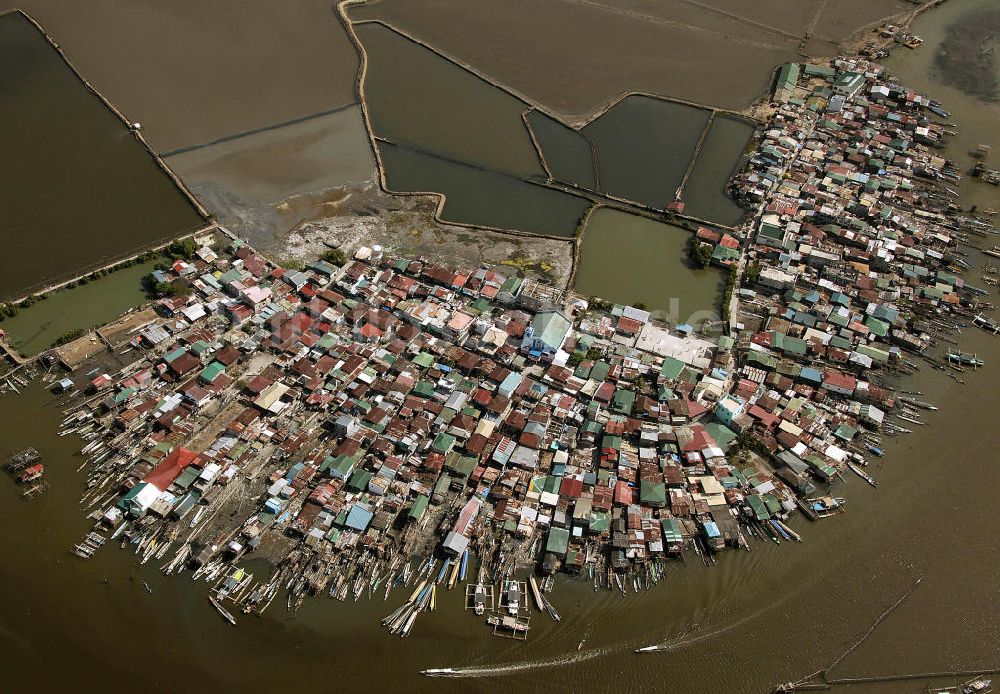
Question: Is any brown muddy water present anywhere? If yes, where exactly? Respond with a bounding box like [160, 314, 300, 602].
[354, 17, 750, 233]
[524, 110, 598, 190]
[0, 1, 376, 259]
[1, 2, 1000, 693]
[3, 0, 361, 153]
[355, 22, 544, 180]
[682, 116, 756, 226]
[349, 0, 799, 114]
[0, 11, 205, 302]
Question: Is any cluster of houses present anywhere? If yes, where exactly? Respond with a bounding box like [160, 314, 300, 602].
[689, 57, 993, 494]
[80, 223, 822, 587]
[73, 57, 993, 596]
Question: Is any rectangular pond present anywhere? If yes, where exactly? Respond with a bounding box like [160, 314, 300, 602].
[0, 11, 205, 301]
[574, 207, 723, 323]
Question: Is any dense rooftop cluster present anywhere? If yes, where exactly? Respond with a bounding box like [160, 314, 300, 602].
[63, 58, 995, 621]
[69, 218, 822, 607]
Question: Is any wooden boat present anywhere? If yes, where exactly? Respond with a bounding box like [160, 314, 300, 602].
[473, 582, 486, 615]
[503, 579, 521, 616]
[847, 461, 878, 488]
[209, 596, 236, 625]
[17, 463, 44, 483]
[421, 668, 458, 676]
[540, 593, 561, 622]
[947, 351, 984, 367]
[486, 614, 529, 634]
[528, 575, 544, 611]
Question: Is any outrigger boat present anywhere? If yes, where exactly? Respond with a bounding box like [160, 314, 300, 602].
[963, 678, 992, 693]
[503, 579, 521, 616]
[209, 596, 236, 625]
[973, 314, 1000, 334]
[473, 582, 486, 615]
[17, 463, 44, 484]
[540, 593, 561, 622]
[808, 496, 847, 518]
[947, 351, 984, 367]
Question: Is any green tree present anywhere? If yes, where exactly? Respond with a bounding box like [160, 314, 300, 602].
[321, 248, 347, 266]
[688, 237, 712, 269]
[164, 238, 198, 261]
[155, 281, 191, 298]
[52, 328, 87, 347]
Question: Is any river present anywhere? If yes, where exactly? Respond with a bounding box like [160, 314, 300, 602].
[1, 2, 999, 693]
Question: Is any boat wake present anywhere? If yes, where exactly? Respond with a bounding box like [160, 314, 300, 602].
[421, 648, 612, 678]
[633, 595, 798, 654]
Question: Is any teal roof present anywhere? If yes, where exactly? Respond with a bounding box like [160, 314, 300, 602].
[199, 361, 225, 383]
[546, 526, 570, 556]
[530, 311, 571, 351]
[164, 347, 186, 363]
[659, 357, 685, 381]
[611, 389, 635, 415]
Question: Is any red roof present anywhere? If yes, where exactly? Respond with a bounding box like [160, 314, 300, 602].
[616, 316, 642, 335]
[144, 447, 199, 490]
[614, 480, 634, 505]
[719, 233, 740, 249]
[559, 477, 584, 499]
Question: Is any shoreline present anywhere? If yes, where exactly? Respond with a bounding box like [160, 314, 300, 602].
[26, 31, 995, 642]
[7, 0, 1000, 683]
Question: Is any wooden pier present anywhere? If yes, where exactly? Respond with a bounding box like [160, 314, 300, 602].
[5, 447, 41, 472]
[21, 480, 49, 500]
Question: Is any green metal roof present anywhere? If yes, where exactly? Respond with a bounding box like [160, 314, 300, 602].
[546, 526, 570, 556]
[640, 480, 666, 506]
[408, 495, 429, 521]
[199, 361, 225, 383]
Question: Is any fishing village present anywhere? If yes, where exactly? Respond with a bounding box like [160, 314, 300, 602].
[0, 21, 998, 689]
